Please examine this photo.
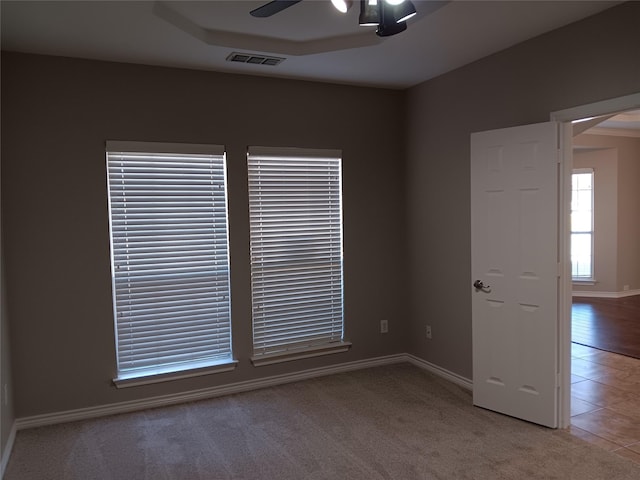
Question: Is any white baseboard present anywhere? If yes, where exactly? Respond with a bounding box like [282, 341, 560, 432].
[1, 422, 16, 479]
[15, 354, 411, 430]
[406, 354, 473, 391]
[14, 354, 472, 431]
[572, 289, 640, 298]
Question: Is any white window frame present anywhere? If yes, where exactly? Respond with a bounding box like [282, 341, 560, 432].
[247, 146, 351, 366]
[571, 168, 595, 282]
[106, 141, 236, 388]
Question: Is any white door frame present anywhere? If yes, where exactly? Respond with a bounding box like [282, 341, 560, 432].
[551, 92, 640, 428]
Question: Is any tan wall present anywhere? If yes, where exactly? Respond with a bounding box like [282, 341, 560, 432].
[405, 2, 640, 378]
[572, 147, 618, 293]
[573, 134, 640, 293]
[1, 53, 409, 417]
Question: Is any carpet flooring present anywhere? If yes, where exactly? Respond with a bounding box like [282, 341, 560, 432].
[572, 295, 640, 359]
[5, 364, 640, 479]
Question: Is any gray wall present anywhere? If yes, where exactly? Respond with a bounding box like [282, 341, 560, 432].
[2, 0, 640, 424]
[0, 0, 14, 461]
[1, 53, 409, 417]
[573, 133, 640, 294]
[1, 149, 15, 466]
[1, 40, 16, 455]
[1, 261, 14, 464]
[405, 1, 640, 379]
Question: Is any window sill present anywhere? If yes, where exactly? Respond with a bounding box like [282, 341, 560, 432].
[572, 279, 596, 286]
[113, 359, 238, 389]
[251, 341, 352, 367]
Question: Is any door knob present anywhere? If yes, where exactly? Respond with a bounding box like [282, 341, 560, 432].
[473, 280, 490, 290]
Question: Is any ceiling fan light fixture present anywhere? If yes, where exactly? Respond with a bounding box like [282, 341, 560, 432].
[376, 1, 407, 37]
[393, 1, 416, 23]
[331, 0, 353, 13]
[376, 19, 407, 37]
[359, 0, 379, 26]
[251, 0, 414, 37]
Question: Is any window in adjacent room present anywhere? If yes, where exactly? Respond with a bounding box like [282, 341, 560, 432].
[106, 141, 236, 387]
[247, 147, 350, 366]
[571, 168, 594, 281]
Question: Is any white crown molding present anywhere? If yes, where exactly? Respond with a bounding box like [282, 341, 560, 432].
[612, 110, 640, 122]
[153, 1, 382, 56]
[13, 354, 472, 432]
[584, 127, 640, 138]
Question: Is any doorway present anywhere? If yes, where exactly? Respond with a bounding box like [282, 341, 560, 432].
[469, 93, 640, 431]
[570, 109, 640, 462]
[552, 92, 640, 427]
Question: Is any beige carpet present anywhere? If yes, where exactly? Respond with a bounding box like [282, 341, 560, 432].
[5, 364, 640, 479]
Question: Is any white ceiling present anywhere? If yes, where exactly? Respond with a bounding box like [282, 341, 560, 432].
[0, 0, 621, 89]
[587, 110, 640, 137]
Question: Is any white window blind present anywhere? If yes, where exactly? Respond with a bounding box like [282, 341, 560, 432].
[106, 141, 233, 382]
[248, 147, 345, 360]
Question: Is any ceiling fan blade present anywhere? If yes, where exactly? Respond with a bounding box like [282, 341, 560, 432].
[250, 0, 303, 18]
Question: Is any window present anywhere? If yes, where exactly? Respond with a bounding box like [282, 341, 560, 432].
[571, 169, 594, 280]
[106, 141, 235, 387]
[247, 147, 349, 365]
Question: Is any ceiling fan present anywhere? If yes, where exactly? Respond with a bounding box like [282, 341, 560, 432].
[250, 0, 418, 37]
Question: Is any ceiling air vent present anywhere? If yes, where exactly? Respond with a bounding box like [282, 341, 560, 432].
[226, 52, 285, 66]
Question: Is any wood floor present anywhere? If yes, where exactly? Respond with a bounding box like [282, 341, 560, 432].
[570, 343, 640, 465]
[572, 296, 640, 359]
[570, 296, 640, 465]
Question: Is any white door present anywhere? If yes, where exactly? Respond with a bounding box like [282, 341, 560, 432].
[471, 122, 559, 428]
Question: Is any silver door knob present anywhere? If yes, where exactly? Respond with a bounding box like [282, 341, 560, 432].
[473, 280, 490, 290]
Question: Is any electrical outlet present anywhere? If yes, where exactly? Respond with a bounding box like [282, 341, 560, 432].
[380, 319, 389, 334]
[624, 285, 630, 291]
[426, 325, 432, 339]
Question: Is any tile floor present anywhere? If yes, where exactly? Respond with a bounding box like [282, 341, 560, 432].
[569, 342, 640, 464]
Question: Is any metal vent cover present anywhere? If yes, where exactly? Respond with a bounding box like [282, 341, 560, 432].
[226, 52, 285, 66]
